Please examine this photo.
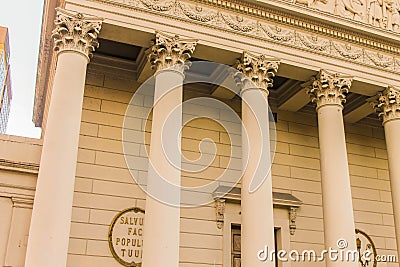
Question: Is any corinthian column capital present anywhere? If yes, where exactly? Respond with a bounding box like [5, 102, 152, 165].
[370, 85, 400, 124]
[304, 69, 352, 110]
[147, 32, 198, 74]
[51, 8, 103, 61]
[235, 51, 280, 94]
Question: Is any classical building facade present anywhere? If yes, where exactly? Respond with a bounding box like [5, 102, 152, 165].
[0, 0, 400, 266]
[0, 27, 12, 134]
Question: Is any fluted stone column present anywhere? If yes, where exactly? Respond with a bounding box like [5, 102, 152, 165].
[371, 86, 400, 259]
[25, 9, 102, 267]
[141, 32, 197, 267]
[305, 70, 358, 267]
[236, 52, 279, 267]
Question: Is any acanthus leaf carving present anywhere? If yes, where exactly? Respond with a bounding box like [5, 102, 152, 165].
[178, 3, 217, 22]
[221, 14, 255, 32]
[370, 85, 400, 123]
[332, 42, 363, 60]
[147, 31, 198, 73]
[260, 24, 294, 42]
[304, 69, 352, 109]
[235, 51, 280, 92]
[51, 8, 102, 60]
[365, 51, 394, 68]
[297, 33, 330, 52]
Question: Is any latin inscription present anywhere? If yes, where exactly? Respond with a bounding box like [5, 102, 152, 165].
[108, 208, 145, 266]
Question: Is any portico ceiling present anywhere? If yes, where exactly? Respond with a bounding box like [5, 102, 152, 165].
[89, 37, 381, 125]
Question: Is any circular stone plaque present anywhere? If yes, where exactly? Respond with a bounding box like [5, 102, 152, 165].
[108, 208, 145, 266]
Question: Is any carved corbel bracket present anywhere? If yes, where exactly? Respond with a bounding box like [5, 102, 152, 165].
[289, 207, 298, 235]
[216, 198, 226, 229]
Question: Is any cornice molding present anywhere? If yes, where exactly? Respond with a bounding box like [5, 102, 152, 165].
[0, 159, 39, 174]
[86, 0, 400, 74]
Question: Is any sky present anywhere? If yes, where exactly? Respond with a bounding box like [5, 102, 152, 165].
[0, 0, 44, 138]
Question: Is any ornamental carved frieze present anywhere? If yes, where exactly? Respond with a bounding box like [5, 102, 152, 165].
[220, 14, 255, 32]
[365, 51, 394, 69]
[259, 24, 294, 43]
[332, 42, 363, 61]
[178, 3, 217, 22]
[235, 51, 280, 92]
[304, 69, 353, 110]
[139, 0, 173, 11]
[297, 33, 330, 52]
[52, 8, 102, 60]
[90, 0, 400, 74]
[147, 32, 198, 73]
[370, 85, 400, 123]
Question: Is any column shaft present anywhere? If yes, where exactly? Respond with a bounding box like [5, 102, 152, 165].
[306, 70, 357, 267]
[317, 105, 358, 263]
[25, 10, 101, 266]
[25, 52, 88, 267]
[141, 32, 197, 267]
[236, 52, 279, 266]
[0, 197, 12, 266]
[142, 70, 183, 267]
[371, 86, 400, 258]
[241, 88, 275, 267]
[384, 120, 400, 257]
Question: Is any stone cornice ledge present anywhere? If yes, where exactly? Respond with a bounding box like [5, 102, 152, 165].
[0, 159, 40, 174]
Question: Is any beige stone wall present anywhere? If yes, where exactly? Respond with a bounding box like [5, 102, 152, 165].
[67, 67, 397, 266]
[0, 134, 41, 267]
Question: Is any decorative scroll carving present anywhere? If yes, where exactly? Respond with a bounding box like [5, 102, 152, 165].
[178, 3, 217, 22]
[52, 8, 102, 60]
[235, 51, 280, 92]
[332, 42, 363, 60]
[289, 207, 298, 235]
[370, 85, 400, 123]
[365, 51, 394, 68]
[297, 33, 330, 52]
[147, 31, 198, 73]
[304, 69, 353, 109]
[260, 25, 294, 42]
[139, 0, 173, 11]
[216, 199, 226, 229]
[221, 14, 255, 32]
